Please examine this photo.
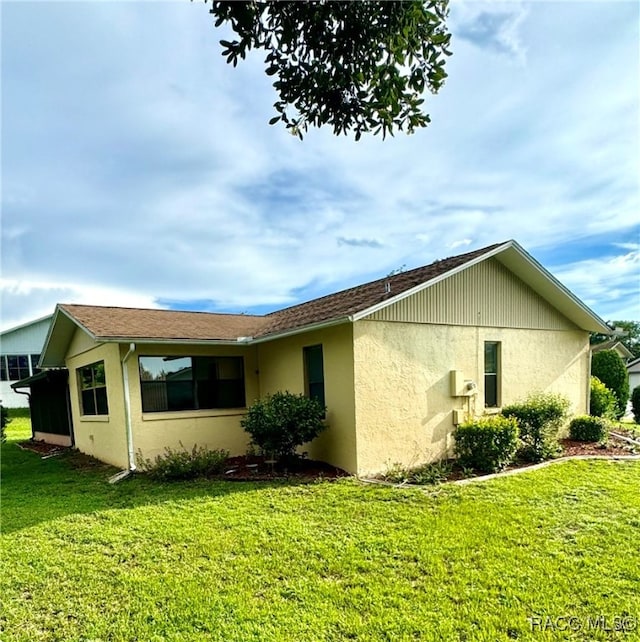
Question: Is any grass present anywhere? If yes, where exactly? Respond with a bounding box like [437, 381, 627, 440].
[2, 422, 640, 641]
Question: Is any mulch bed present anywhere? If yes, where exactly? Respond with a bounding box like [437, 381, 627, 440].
[17, 432, 639, 484]
[17, 440, 69, 456]
[220, 455, 349, 481]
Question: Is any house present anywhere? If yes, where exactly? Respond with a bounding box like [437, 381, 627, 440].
[39, 240, 611, 476]
[591, 339, 634, 362]
[628, 357, 640, 396]
[0, 315, 53, 408]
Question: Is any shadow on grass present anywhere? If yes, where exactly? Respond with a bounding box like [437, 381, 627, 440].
[1, 438, 323, 535]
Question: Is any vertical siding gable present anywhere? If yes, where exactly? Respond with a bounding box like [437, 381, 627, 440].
[366, 258, 577, 330]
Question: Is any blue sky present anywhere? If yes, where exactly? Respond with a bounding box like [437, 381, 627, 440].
[1, 0, 638, 330]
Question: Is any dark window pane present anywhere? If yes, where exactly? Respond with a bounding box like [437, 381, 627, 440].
[309, 382, 325, 407]
[139, 355, 245, 413]
[141, 382, 168, 412]
[484, 342, 498, 374]
[167, 381, 194, 410]
[78, 361, 108, 415]
[0, 357, 7, 381]
[31, 354, 42, 374]
[305, 345, 324, 383]
[80, 366, 94, 390]
[216, 380, 246, 408]
[485, 374, 498, 408]
[96, 387, 109, 415]
[304, 345, 325, 407]
[81, 389, 97, 415]
[7, 355, 30, 381]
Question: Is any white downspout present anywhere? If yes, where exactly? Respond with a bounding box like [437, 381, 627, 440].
[122, 342, 136, 471]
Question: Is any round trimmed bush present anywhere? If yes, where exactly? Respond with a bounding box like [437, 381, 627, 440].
[241, 391, 326, 460]
[569, 415, 609, 442]
[453, 415, 519, 473]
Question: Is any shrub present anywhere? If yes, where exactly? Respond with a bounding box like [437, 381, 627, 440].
[137, 443, 229, 481]
[453, 415, 519, 473]
[589, 376, 617, 419]
[591, 350, 629, 419]
[0, 403, 9, 443]
[569, 415, 610, 442]
[241, 391, 326, 460]
[632, 386, 640, 425]
[502, 392, 569, 462]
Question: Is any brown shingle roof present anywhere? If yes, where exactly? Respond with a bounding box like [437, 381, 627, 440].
[59, 243, 504, 342]
[258, 243, 503, 337]
[59, 304, 267, 341]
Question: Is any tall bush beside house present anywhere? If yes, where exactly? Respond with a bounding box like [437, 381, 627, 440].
[589, 376, 617, 419]
[632, 386, 640, 424]
[591, 350, 629, 419]
[241, 391, 326, 461]
[502, 392, 570, 462]
[453, 415, 519, 473]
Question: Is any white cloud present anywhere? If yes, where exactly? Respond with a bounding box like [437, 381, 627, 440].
[552, 247, 640, 321]
[1, 1, 638, 327]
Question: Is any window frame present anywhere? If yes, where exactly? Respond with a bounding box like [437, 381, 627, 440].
[303, 344, 325, 408]
[138, 355, 246, 413]
[78, 360, 109, 416]
[484, 341, 501, 408]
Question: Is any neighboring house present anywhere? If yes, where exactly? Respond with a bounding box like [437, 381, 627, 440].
[591, 339, 634, 362]
[0, 315, 53, 408]
[628, 357, 640, 396]
[40, 240, 611, 476]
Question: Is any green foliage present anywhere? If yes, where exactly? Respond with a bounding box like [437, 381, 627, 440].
[382, 460, 452, 485]
[208, 1, 451, 139]
[502, 392, 570, 462]
[241, 391, 326, 460]
[589, 376, 617, 419]
[0, 403, 10, 444]
[137, 443, 229, 481]
[591, 321, 640, 358]
[632, 386, 640, 424]
[591, 350, 629, 418]
[453, 415, 519, 473]
[569, 415, 610, 442]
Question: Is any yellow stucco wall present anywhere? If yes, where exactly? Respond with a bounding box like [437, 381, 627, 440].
[66, 342, 129, 468]
[256, 324, 357, 473]
[353, 320, 590, 476]
[126, 343, 259, 466]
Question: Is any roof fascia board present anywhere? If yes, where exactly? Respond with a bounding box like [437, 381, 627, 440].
[98, 337, 248, 347]
[251, 317, 350, 344]
[351, 242, 513, 322]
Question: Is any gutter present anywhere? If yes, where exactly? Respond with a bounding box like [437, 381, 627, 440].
[121, 342, 136, 473]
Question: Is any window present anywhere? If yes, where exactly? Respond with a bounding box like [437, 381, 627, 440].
[30, 354, 42, 375]
[304, 345, 325, 407]
[139, 356, 245, 413]
[0, 357, 7, 382]
[79, 361, 109, 415]
[7, 355, 30, 381]
[484, 342, 500, 408]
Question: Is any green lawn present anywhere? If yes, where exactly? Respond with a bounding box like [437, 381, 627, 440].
[2, 421, 639, 642]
